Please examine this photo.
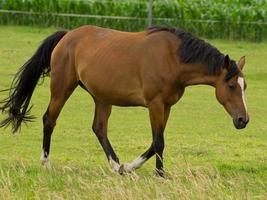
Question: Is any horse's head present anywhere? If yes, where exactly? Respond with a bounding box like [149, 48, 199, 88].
[215, 55, 249, 129]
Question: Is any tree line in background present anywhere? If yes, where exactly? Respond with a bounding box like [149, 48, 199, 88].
[0, 0, 266, 42]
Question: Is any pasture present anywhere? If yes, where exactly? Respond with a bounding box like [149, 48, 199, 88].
[0, 26, 266, 199]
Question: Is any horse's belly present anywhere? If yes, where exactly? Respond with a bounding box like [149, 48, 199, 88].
[91, 87, 146, 107]
[81, 74, 146, 106]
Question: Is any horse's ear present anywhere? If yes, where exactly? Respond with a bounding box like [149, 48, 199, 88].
[224, 55, 230, 70]
[238, 56, 245, 71]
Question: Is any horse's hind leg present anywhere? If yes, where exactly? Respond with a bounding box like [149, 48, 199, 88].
[41, 63, 77, 165]
[92, 100, 120, 172]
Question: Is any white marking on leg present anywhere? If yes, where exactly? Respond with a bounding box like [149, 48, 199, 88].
[237, 77, 248, 113]
[123, 156, 147, 173]
[40, 149, 49, 165]
[108, 156, 120, 172]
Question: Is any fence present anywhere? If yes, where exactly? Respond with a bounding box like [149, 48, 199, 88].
[0, 0, 266, 42]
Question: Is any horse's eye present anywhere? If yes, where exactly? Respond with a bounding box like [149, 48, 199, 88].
[228, 84, 236, 90]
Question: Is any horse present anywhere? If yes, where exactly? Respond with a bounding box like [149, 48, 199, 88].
[0, 25, 249, 177]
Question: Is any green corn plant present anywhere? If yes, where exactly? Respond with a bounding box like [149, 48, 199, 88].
[0, 0, 266, 41]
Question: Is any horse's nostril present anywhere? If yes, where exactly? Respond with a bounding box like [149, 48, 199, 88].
[238, 117, 244, 123]
[238, 117, 249, 125]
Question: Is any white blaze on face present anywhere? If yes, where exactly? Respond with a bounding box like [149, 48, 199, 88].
[237, 77, 248, 114]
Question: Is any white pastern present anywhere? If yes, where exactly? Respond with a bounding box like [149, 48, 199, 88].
[108, 156, 120, 172]
[123, 157, 147, 172]
[40, 149, 49, 165]
[237, 77, 248, 113]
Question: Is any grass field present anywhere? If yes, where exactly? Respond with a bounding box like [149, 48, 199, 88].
[0, 26, 266, 199]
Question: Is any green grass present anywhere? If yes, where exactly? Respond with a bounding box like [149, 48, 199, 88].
[0, 26, 267, 199]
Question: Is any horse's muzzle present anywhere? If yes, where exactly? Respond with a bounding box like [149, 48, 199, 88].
[233, 116, 249, 129]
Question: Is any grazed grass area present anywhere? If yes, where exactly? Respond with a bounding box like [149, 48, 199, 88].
[0, 26, 266, 199]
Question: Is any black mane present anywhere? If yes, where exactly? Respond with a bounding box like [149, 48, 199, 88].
[148, 26, 239, 80]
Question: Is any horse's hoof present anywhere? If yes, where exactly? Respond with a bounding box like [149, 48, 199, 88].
[156, 169, 165, 178]
[118, 163, 134, 175]
[118, 165, 125, 175]
[41, 158, 49, 165]
[41, 154, 50, 168]
[41, 160, 51, 169]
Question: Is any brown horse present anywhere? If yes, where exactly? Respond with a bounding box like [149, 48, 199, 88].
[0, 25, 249, 177]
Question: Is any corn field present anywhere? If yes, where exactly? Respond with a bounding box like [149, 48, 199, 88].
[0, 0, 266, 41]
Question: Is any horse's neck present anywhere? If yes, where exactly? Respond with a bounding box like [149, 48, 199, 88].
[180, 63, 220, 87]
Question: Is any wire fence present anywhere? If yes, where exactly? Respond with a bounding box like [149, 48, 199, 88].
[0, 0, 266, 41]
[2, 9, 267, 25]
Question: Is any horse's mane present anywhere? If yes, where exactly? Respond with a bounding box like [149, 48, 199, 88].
[148, 26, 239, 80]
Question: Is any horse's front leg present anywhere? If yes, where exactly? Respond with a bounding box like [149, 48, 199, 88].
[92, 100, 120, 172]
[121, 98, 170, 177]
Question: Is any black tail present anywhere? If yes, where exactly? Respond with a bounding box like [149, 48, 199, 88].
[0, 30, 67, 133]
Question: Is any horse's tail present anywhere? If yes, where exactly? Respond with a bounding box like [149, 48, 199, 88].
[0, 30, 67, 133]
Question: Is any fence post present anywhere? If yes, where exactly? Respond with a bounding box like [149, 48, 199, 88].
[147, 0, 152, 27]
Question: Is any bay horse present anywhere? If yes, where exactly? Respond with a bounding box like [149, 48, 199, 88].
[0, 25, 249, 177]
